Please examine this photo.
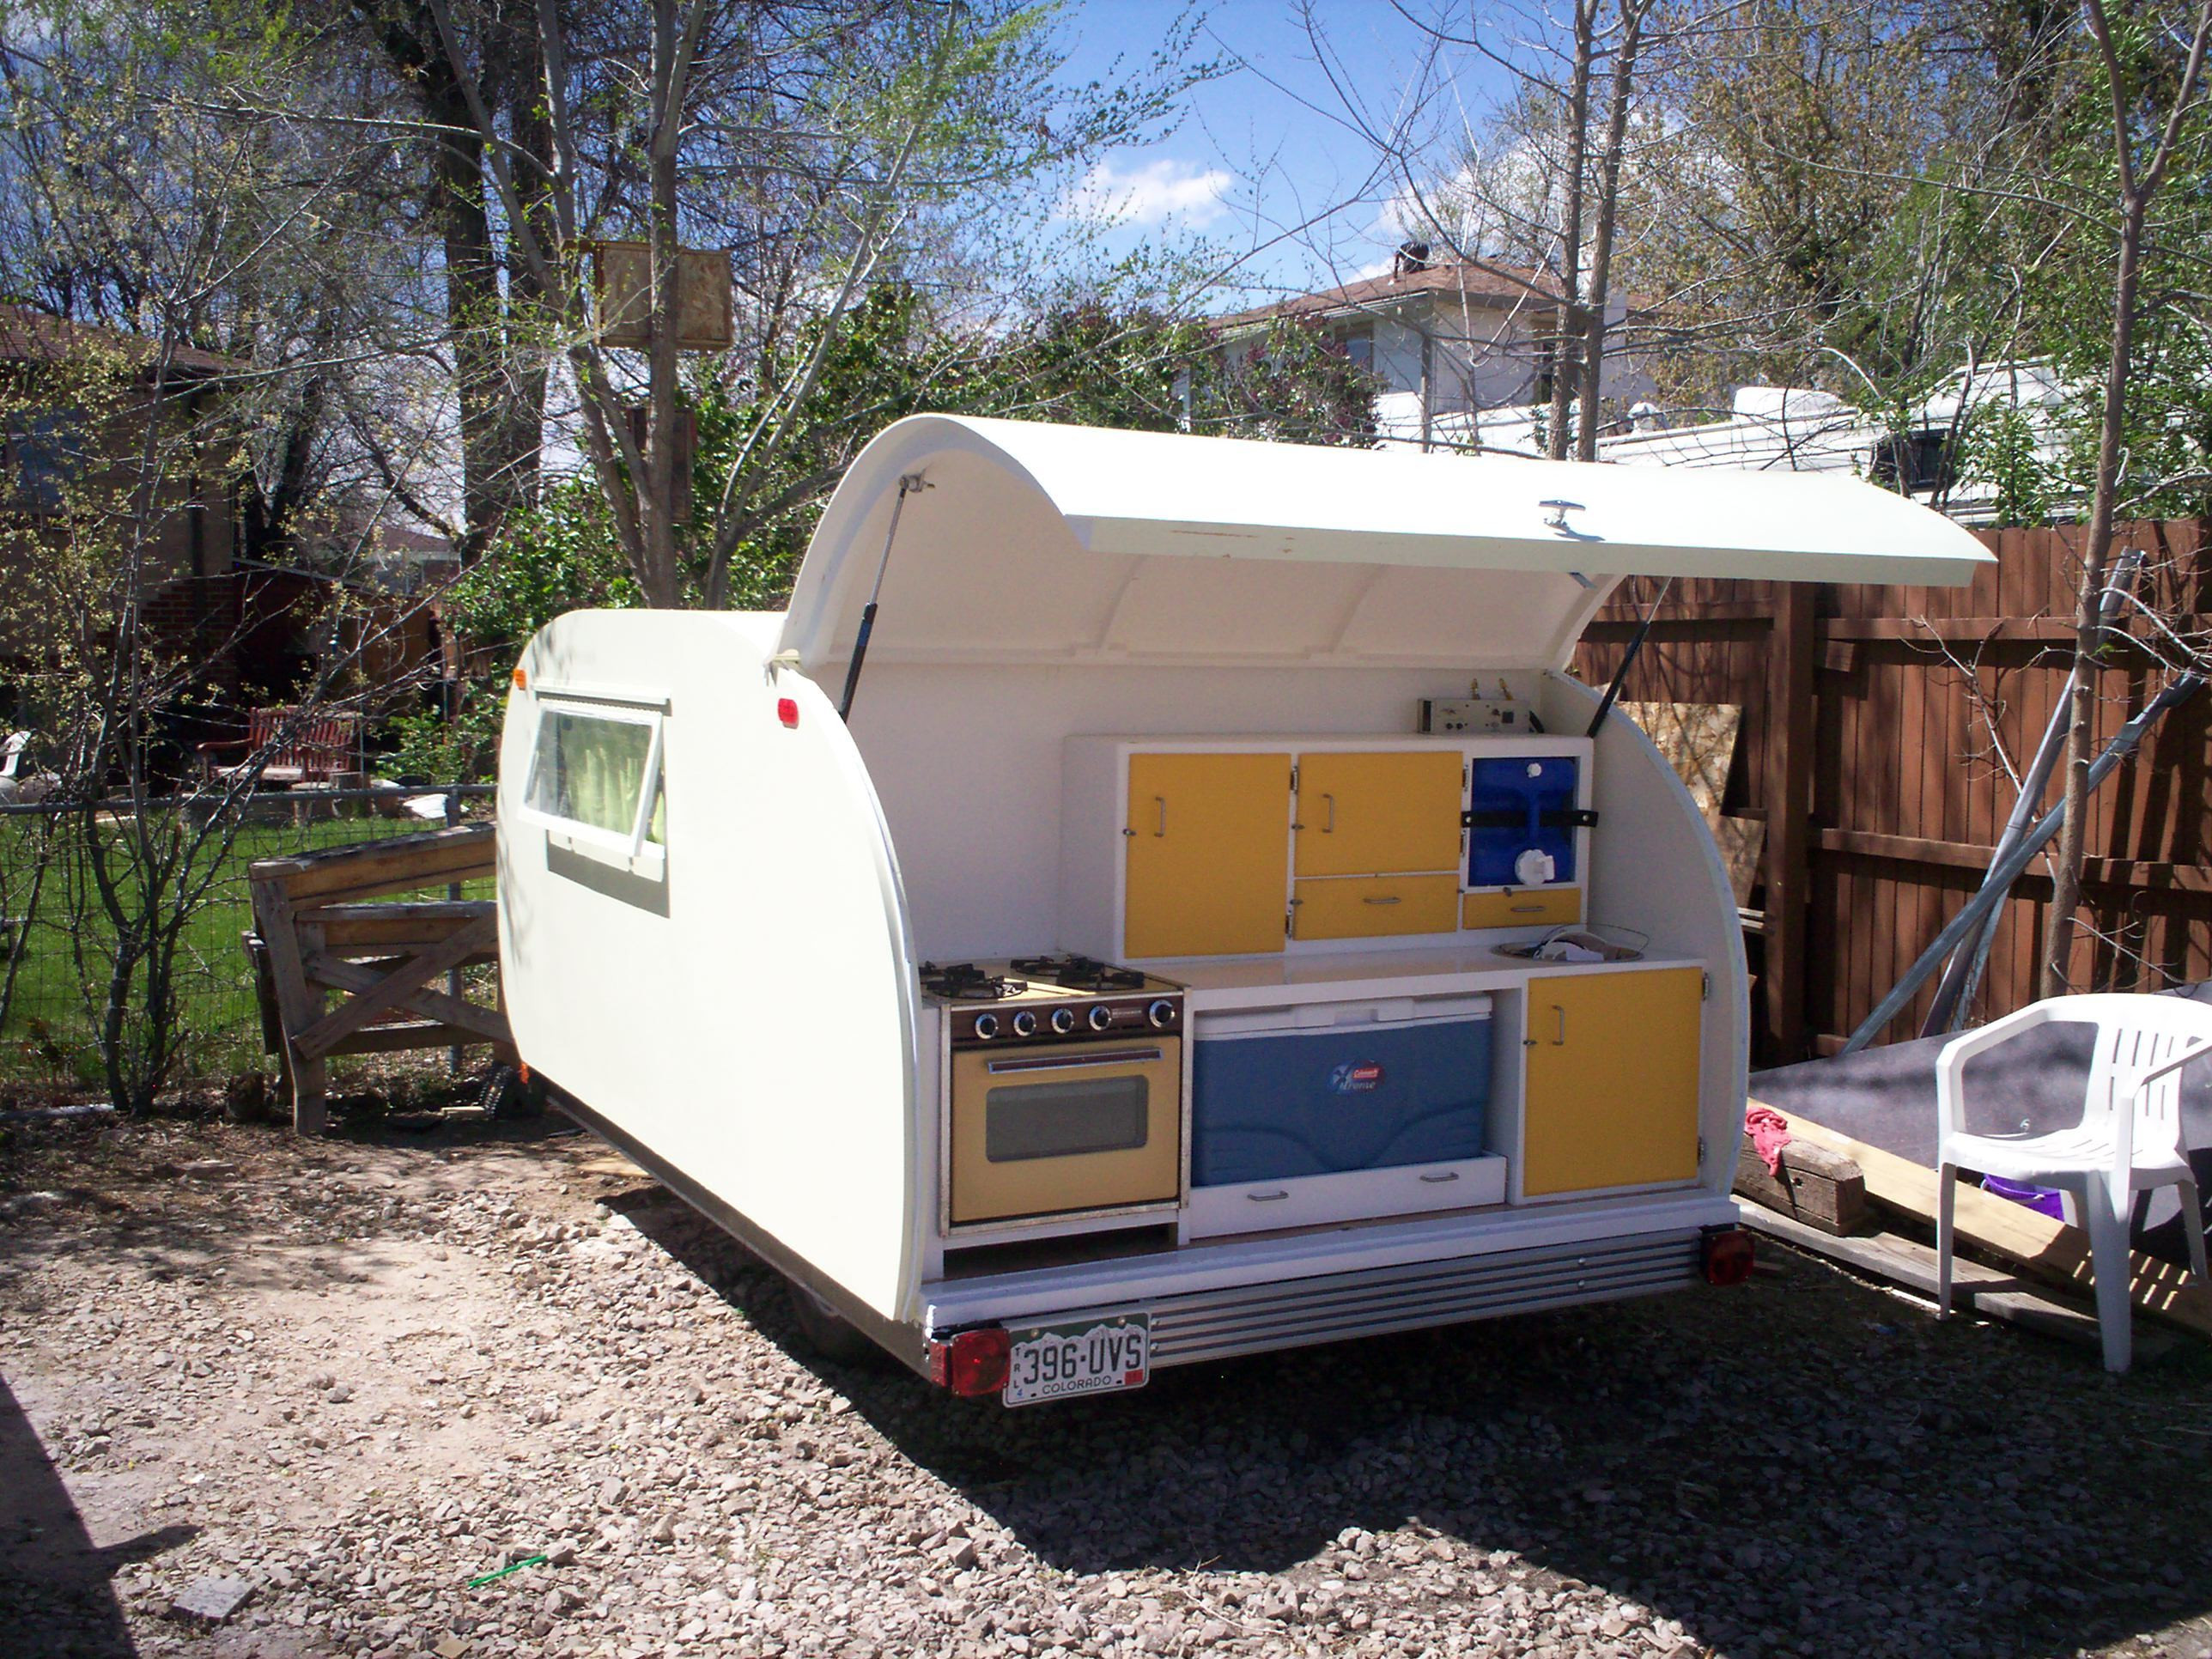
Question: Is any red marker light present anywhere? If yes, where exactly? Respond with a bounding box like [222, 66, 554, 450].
[1702, 1226, 1755, 1286]
[927, 1327, 1011, 1396]
[776, 697, 799, 728]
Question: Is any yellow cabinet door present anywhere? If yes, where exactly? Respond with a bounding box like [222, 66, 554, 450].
[1522, 968, 1703, 1197]
[1291, 874, 1461, 939]
[1125, 753, 1291, 957]
[1295, 751, 1465, 877]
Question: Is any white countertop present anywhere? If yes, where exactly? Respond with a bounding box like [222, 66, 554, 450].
[1152, 945, 1705, 1010]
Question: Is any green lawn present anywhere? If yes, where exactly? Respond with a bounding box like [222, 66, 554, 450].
[1, 810, 489, 1091]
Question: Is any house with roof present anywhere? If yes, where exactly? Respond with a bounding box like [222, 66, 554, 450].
[1214, 245, 1658, 450]
[0, 304, 242, 684]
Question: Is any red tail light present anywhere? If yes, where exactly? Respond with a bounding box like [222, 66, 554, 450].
[776, 697, 799, 728]
[1702, 1226, 1755, 1286]
[927, 1328, 1011, 1396]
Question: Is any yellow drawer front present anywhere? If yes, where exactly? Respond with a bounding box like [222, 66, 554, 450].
[1291, 874, 1461, 940]
[1522, 967, 1704, 1197]
[1295, 750, 1465, 877]
[1462, 887, 1583, 929]
[1125, 752, 1291, 957]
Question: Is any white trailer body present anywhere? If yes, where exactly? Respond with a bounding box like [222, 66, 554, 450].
[495, 416, 1990, 1396]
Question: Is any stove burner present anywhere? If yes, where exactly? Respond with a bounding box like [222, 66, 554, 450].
[1008, 953, 1148, 993]
[919, 962, 1029, 1001]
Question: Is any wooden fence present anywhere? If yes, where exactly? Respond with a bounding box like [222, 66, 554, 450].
[1572, 519, 2212, 1064]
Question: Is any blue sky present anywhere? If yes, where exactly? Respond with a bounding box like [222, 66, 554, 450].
[1051, 2, 1510, 308]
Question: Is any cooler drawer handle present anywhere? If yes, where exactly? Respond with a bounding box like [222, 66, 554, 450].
[1510, 902, 1547, 914]
[1363, 895, 1401, 905]
[1247, 1189, 1290, 1202]
[1419, 1170, 1461, 1184]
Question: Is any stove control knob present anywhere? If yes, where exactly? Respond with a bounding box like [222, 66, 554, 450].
[1088, 1005, 1115, 1032]
[1050, 1007, 1078, 1035]
[1012, 1010, 1038, 1037]
[973, 1012, 1000, 1041]
[1147, 999, 1177, 1030]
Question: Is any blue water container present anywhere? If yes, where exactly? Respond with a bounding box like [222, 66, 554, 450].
[1191, 998, 1492, 1187]
[1466, 754, 1581, 887]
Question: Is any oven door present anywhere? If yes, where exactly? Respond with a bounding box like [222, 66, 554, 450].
[948, 1039, 1182, 1226]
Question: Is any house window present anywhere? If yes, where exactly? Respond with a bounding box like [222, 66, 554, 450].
[5, 411, 83, 513]
[1342, 330, 1374, 372]
[523, 701, 666, 867]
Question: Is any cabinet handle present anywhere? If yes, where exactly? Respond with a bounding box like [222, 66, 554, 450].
[1363, 895, 1401, 906]
[1322, 793, 1335, 833]
[1248, 1189, 1289, 1202]
[1153, 796, 1166, 837]
[1510, 903, 1546, 915]
[1552, 1005, 1566, 1046]
[1418, 1170, 1461, 1184]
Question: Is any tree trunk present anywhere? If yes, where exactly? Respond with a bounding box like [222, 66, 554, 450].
[1576, 3, 1645, 464]
[1547, 0, 1595, 461]
[2039, 196, 2143, 998]
[641, 0, 684, 605]
[499, 0, 552, 518]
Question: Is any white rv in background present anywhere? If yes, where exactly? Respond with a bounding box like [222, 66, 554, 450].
[495, 416, 1990, 1405]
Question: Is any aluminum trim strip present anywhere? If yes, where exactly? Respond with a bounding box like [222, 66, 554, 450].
[933, 1231, 1704, 1368]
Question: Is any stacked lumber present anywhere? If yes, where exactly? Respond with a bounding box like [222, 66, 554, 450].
[246, 823, 512, 1132]
[1753, 1098, 2211, 1340]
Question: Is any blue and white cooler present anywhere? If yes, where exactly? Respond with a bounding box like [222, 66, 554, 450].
[1187, 994, 1508, 1237]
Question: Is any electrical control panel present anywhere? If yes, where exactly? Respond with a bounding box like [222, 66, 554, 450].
[1419, 697, 1534, 735]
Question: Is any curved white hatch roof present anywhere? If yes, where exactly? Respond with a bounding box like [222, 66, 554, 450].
[779, 415, 1993, 672]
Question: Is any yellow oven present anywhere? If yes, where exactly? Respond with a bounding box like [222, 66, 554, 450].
[948, 1039, 1182, 1225]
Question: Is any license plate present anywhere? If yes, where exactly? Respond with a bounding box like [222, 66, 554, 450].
[1002, 1315, 1151, 1407]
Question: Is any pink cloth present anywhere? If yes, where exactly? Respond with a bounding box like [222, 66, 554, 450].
[1745, 1105, 1793, 1177]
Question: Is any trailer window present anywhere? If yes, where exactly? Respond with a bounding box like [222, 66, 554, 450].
[526, 706, 665, 849]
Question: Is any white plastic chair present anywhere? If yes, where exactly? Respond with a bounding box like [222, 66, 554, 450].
[1936, 994, 2212, 1372]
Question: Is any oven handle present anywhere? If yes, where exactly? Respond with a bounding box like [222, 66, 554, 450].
[984, 1047, 1165, 1074]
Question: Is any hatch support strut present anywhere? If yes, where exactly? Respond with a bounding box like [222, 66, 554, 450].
[1586, 578, 1673, 738]
[838, 473, 927, 721]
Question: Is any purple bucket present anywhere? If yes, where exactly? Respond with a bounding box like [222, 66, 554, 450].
[1982, 1174, 2067, 1220]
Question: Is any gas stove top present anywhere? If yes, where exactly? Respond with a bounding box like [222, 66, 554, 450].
[918, 957, 1184, 1047]
[919, 956, 1177, 1005]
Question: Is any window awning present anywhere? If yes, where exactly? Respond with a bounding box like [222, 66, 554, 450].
[779, 415, 1995, 673]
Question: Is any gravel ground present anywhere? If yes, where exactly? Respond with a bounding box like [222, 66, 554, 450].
[3, 1111, 2210, 1659]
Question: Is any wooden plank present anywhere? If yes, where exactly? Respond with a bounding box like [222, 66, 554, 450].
[1735, 1202, 2138, 1358]
[1620, 702, 1740, 827]
[303, 951, 513, 1047]
[291, 912, 498, 1060]
[1763, 586, 1815, 1059]
[1758, 1100, 2212, 1338]
[1813, 826, 2212, 891]
[325, 1022, 500, 1057]
[1733, 1133, 1867, 1235]
[252, 823, 495, 901]
[250, 878, 326, 1134]
[294, 900, 496, 925]
[1714, 817, 1766, 908]
[1819, 617, 2086, 643]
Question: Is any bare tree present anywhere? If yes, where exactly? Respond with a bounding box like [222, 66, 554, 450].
[2041, 0, 2212, 996]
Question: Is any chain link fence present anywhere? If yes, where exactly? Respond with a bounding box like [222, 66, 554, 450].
[0, 786, 492, 1098]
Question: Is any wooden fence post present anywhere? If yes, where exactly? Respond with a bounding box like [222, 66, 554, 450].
[1764, 584, 1817, 1059]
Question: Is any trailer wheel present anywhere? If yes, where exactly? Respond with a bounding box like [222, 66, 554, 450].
[785, 1280, 879, 1366]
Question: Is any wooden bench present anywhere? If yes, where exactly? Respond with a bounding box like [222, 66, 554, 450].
[198, 706, 364, 787]
[246, 823, 512, 1130]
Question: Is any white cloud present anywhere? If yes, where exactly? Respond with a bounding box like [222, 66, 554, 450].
[1066, 156, 1234, 228]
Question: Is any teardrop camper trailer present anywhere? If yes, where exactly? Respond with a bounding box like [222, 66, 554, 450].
[496, 415, 1991, 1404]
